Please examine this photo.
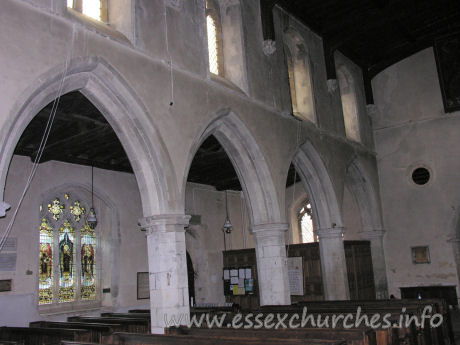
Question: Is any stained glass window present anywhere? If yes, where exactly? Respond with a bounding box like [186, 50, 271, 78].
[38, 193, 97, 307]
[59, 220, 76, 302]
[39, 219, 53, 305]
[81, 223, 96, 301]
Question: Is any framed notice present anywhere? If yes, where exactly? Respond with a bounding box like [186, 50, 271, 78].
[137, 272, 150, 300]
[288, 257, 304, 295]
[412, 246, 430, 264]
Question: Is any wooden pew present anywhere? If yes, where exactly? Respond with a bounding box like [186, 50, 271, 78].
[166, 325, 376, 345]
[0, 326, 91, 345]
[106, 332, 348, 345]
[30, 320, 125, 343]
[68, 316, 149, 334]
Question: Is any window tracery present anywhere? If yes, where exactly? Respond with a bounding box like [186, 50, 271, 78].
[38, 193, 97, 306]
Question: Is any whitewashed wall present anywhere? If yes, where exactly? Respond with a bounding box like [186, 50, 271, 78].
[372, 48, 460, 298]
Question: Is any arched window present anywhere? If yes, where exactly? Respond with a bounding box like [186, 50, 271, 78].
[284, 30, 317, 123]
[206, 0, 224, 76]
[67, 0, 108, 22]
[337, 66, 361, 142]
[298, 200, 315, 243]
[39, 192, 97, 306]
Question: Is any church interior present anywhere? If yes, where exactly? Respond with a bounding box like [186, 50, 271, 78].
[0, 0, 459, 344]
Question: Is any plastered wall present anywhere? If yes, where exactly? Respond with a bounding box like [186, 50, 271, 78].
[372, 47, 460, 298]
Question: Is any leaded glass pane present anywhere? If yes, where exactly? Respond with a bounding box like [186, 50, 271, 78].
[207, 15, 219, 75]
[39, 219, 53, 305]
[80, 223, 96, 301]
[59, 220, 76, 302]
[82, 0, 101, 21]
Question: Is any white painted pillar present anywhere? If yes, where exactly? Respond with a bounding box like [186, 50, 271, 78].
[253, 223, 291, 306]
[360, 229, 389, 299]
[139, 214, 190, 334]
[316, 227, 349, 300]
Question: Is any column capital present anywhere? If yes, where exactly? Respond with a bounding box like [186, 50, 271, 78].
[252, 223, 288, 236]
[139, 214, 191, 234]
[359, 229, 386, 239]
[316, 227, 344, 239]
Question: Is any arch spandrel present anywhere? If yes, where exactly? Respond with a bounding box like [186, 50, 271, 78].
[0, 57, 180, 218]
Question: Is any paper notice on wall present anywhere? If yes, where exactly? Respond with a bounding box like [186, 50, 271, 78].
[230, 276, 238, 284]
[223, 269, 230, 280]
[245, 268, 251, 279]
[230, 269, 238, 277]
[288, 257, 303, 295]
[232, 285, 239, 295]
[239, 268, 245, 278]
[238, 278, 245, 295]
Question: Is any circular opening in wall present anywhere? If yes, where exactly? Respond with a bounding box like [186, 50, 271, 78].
[411, 167, 430, 185]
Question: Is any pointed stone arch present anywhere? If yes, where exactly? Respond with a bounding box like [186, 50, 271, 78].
[184, 109, 290, 305]
[292, 141, 349, 300]
[292, 141, 343, 230]
[184, 108, 282, 226]
[345, 158, 384, 232]
[0, 56, 179, 217]
[345, 157, 388, 298]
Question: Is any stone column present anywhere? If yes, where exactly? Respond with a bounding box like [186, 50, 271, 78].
[139, 214, 191, 334]
[253, 223, 291, 306]
[359, 229, 389, 299]
[316, 227, 349, 300]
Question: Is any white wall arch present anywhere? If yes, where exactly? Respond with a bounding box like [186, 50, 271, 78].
[292, 141, 349, 300]
[0, 56, 179, 217]
[292, 141, 343, 230]
[184, 109, 290, 305]
[183, 108, 282, 227]
[345, 157, 388, 298]
[345, 158, 384, 232]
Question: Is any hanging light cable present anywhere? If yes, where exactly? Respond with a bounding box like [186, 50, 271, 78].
[87, 165, 97, 229]
[222, 190, 232, 251]
[0, 24, 77, 253]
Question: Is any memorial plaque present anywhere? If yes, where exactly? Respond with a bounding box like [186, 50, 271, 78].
[0, 253, 17, 271]
[288, 257, 303, 295]
[137, 272, 150, 300]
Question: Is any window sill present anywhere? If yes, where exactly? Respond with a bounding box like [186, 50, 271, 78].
[66, 8, 132, 47]
[39, 301, 102, 316]
[210, 74, 247, 97]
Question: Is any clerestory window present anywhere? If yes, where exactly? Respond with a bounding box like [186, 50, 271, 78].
[206, 0, 224, 76]
[67, 0, 108, 22]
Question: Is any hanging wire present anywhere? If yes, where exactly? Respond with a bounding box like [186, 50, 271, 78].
[0, 25, 76, 253]
[164, 2, 174, 106]
[91, 164, 94, 207]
